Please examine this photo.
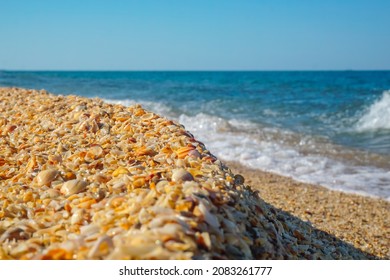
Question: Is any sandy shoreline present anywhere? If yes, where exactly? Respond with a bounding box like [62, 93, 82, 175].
[0, 87, 388, 259]
[225, 161, 390, 258]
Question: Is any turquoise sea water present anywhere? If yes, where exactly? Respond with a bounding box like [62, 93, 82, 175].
[1, 71, 390, 199]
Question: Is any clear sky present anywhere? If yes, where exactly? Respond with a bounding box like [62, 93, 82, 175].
[0, 0, 389, 70]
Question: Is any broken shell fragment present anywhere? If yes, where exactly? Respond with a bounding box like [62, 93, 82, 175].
[71, 209, 85, 225]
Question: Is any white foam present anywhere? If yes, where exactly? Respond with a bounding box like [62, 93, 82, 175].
[179, 113, 390, 200]
[356, 90, 390, 131]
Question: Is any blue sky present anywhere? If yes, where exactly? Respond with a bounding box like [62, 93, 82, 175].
[0, 0, 389, 70]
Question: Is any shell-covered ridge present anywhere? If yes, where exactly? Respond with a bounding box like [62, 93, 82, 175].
[0, 88, 369, 259]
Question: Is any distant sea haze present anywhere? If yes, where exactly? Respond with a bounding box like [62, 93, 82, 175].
[1, 70, 390, 200]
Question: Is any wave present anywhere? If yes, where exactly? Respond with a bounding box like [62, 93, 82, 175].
[178, 113, 390, 200]
[104, 98, 390, 200]
[356, 90, 390, 131]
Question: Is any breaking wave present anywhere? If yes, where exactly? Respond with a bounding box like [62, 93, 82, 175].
[356, 90, 390, 131]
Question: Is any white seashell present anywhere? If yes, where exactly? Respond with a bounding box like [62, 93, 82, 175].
[198, 200, 220, 230]
[60, 179, 88, 195]
[153, 154, 166, 163]
[80, 224, 100, 236]
[86, 145, 103, 160]
[172, 168, 194, 182]
[71, 209, 85, 225]
[141, 112, 154, 120]
[88, 235, 113, 258]
[36, 169, 59, 186]
[148, 215, 177, 229]
[175, 159, 186, 167]
[155, 180, 168, 192]
[153, 223, 182, 236]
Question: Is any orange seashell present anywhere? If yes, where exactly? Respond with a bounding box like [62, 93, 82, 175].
[112, 167, 129, 177]
[136, 146, 156, 156]
[176, 146, 195, 159]
[187, 168, 203, 178]
[133, 178, 146, 189]
[41, 248, 73, 260]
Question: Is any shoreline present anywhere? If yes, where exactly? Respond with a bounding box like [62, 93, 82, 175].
[225, 161, 390, 259]
[0, 87, 388, 259]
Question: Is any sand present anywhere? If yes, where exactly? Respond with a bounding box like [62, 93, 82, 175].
[225, 161, 390, 259]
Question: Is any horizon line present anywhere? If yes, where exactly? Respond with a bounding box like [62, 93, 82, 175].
[2, 69, 390, 72]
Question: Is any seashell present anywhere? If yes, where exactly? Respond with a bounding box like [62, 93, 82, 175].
[74, 105, 86, 112]
[23, 191, 34, 202]
[94, 173, 111, 183]
[61, 171, 76, 181]
[234, 174, 245, 185]
[197, 200, 220, 230]
[80, 224, 100, 236]
[172, 168, 194, 182]
[88, 235, 113, 259]
[175, 159, 186, 167]
[71, 208, 85, 225]
[106, 227, 124, 237]
[36, 169, 59, 186]
[153, 223, 182, 241]
[133, 177, 146, 189]
[72, 111, 83, 120]
[196, 232, 212, 250]
[60, 179, 88, 195]
[86, 145, 103, 160]
[10, 242, 39, 258]
[48, 154, 62, 164]
[176, 146, 195, 159]
[136, 146, 156, 156]
[41, 248, 73, 260]
[187, 168, 203, 178]
[40, 120, 55, 131]
[155, 180, 168, 192]
[153, 153, 167, 163]
[112, 167, 129, 177]
[141, 112, 155, 121]
[188, 149, 201, 158]
[164, 240, 194, 251]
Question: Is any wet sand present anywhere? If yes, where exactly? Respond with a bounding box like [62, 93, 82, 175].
[225, 161, 390, 259]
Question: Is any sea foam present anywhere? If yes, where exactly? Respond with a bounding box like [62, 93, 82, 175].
[356, 90, 390, 131]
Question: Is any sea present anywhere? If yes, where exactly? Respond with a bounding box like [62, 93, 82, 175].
[1, 71, 390, 200]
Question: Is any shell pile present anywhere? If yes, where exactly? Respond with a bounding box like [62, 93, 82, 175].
[0, 88, 370, 259]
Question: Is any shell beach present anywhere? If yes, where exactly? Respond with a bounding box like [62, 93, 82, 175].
[0, 87, 383, 259]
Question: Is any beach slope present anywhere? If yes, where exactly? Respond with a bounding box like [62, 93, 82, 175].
[0, 88, 386, 259]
